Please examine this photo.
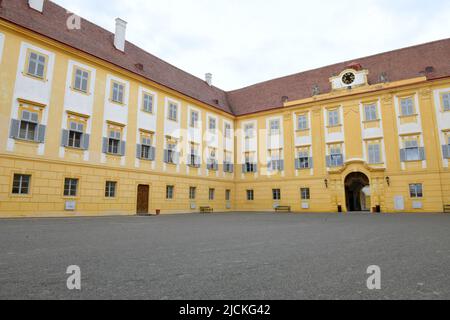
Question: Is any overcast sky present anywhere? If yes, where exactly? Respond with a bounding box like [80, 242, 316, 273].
[53, 0, 450, 91]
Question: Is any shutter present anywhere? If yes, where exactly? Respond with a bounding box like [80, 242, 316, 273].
[253, 164, 258, 173]
[187, 153, 192, 165]
[279, 160, 285, 171]
[120, 141, 126, 156]
[400, 149, 406, 162]
[173, 152, 179, 164]
[82, 133, 90, 150]
[230, 164, 234, 173]
[9, 119, 20, 139]
[61, 129, 69, 147]
[309, 157, 314, 169]
[338, 154, 344, 166]
[195, 156, 201, 168]
[149, 147, 156, 161]
[419, 147, 426, 161]
[326, 156, 331, 167]
[37, 124, 46, 143]
[443, 145, 450, 159]
[136, 144, 142, 159]
[267, 161, 272, 170]
[295, 159, 300, 170]
[164, 150, 169, 163]
[242, 164, 247, 173]
[102, 138, 108, 154]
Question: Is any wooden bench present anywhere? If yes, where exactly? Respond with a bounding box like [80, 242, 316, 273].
[444, 205, 450, 213]
[200, 206, 214, 213]
[275, 206, 291, 213]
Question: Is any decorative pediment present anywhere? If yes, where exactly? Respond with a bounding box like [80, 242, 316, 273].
[329, 64, 369, 91]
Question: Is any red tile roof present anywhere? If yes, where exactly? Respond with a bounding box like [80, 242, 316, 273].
[1, 0, 449, 116]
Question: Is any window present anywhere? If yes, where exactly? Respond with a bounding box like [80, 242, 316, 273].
[364, 104, 378, 121]
[166, 142, 177, 164]
[404, 140, 420, 161]
[27, 51, 46, 78]
[209, 188, 215, 201]
[108, 130, 121, 154]
[73, 68, 89, 93]
[19, 110, 38, 141]
[209, 117, 217, 132]
[328, 110, 340, 126]
[296, 150, 310, 169]
[111, 81, 124, 104]
[269, 119, 280, 135]
[301, 188, 311, 200]
[12, 174, 31, 195]
[105, 181, 117, 198]
[141, 136, 152, 159]
[272, 189, 281, 201]
[166, 185, 174, 200]
[68, 121, 84, 149]
[298, 115, 308, 130]
[368, 143, 381, 164]
[268, 149, 283, 171]
[244, 153, 257, 173]
[143, 93, 153, 113]
[409, 184, 423, 198]
[190, 111, 199, 128]
[244, 124, 254, 138]
[225, 190, 231, 201]
[224, 123, 231, 138]
[64, 178, 78, 197]
[443, 93, 450, 112]
[400, 97, 415, 116]
[168, 102, 178, 121]
[189, 187, 196, 200]
[329, 145, 343, 167]
[247, 190, 254, 201]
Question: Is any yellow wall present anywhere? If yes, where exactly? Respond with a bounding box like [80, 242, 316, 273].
[0, 20, 449, 218]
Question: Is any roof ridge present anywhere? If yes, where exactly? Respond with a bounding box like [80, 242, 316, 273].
[227, 37, 450, 93]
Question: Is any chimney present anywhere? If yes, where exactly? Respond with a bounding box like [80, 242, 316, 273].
[114, 18, 127, 52]
[205, 73, 212, 86]
[28, 0, 44, 12]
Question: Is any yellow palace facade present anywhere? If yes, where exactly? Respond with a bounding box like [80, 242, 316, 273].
[0, 0, 449, 217]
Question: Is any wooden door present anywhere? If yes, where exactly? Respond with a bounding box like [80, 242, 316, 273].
[137, 185, 150, 215]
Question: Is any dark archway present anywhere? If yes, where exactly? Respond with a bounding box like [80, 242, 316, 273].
[345, 172, 370, 212]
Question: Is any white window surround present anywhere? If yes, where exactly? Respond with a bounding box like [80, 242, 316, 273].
[0, 33, 6, 64]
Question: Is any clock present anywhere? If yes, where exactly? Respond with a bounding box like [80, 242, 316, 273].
[342, 72, 356, 85]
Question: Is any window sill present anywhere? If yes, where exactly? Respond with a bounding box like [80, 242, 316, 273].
[23, 72, 47, 82]
[362, 119, 381, 123]
[109, 99, 125, 106]
[70, 87, 90, 96]
[399, 114, 418, 118]
[327, 124, 342, 129]
[14, 138, 40, 145]
[10, 193, 33, 198]
[296, 128, 310, 132]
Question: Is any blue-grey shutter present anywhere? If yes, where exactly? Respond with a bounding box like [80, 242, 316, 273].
[338, 154, 344, 166]
[195, 156, 201, 168]
[102, 138, 108, 154]
[326, 156, 331, 167]
[295, 159, 300, 170]
[443, 145, 450, 159]
[164, 150, 169, 163]
[267, 161, 272, 170]
[61, 129, 69, 147]
[120, 141, 126, 156]
[279, 160, 284, 171]
[419, 147, 426, 161]
[309, 157, 314, 169]
[82, 134, 90, 150]
[37, 124, 46, 143]
[400, 149, 406, 162]
[136, 144, 142, 159]
[149, 147, 155, 161]
[10, 119, 20, 139]
[230, 164, 234, 173]
[253, 164, 258, 172]
[173, 152, 179, 164]
[242, 164, 247, 173]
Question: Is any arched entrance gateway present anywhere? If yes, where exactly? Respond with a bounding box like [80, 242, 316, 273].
[345, 172, 371, 212]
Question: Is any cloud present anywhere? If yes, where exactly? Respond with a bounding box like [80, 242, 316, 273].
[53, 0, 450, 90]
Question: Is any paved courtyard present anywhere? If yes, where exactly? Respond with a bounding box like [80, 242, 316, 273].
[0, 212, 449, 300]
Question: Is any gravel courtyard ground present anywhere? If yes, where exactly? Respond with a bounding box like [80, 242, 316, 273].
[0, 212, 449, 300]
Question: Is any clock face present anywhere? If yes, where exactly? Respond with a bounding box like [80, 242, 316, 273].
[342, 72, 356, 85]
